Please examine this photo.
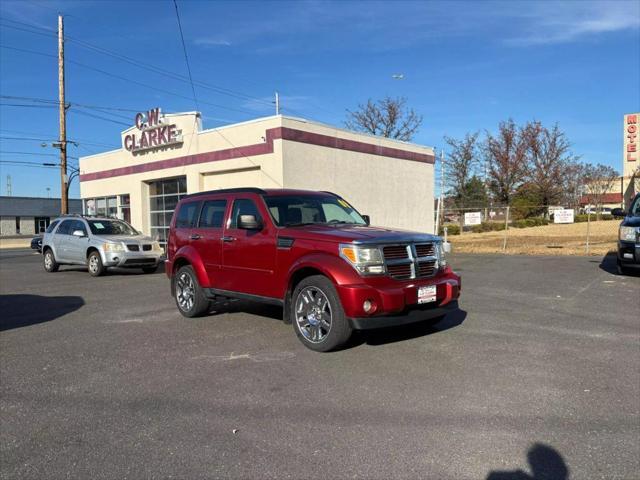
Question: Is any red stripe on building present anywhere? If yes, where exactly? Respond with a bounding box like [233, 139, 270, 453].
[579, 192, 623, 205]
[79, 127, 435, 182]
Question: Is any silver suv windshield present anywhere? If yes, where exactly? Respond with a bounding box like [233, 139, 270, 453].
[264, 195, 367, 227]
[87, 219, 138, 236]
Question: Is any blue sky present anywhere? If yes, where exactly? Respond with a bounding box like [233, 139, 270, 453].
[1, 0, 639, 199]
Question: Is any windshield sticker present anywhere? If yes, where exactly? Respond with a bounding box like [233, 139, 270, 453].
[93, 222, 105, 229]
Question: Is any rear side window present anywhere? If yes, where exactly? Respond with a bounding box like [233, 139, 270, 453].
[45, 220, 60, 234]
[56, 220, 72, 235]
[229, 199, 262, 229]
[175, 201, 200, 229]
[198, 200, 227, 228]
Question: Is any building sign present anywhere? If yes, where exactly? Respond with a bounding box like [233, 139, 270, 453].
[625, 114, 637, 163]
[123, 108, 183, 153]
[554, 209, 574, 224]
[464, 211, 482, 226]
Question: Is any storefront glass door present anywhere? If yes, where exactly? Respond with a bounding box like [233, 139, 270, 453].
[148, 177, 187, 245]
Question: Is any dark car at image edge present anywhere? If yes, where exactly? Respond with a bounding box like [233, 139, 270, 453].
[612, 193, 640, 275]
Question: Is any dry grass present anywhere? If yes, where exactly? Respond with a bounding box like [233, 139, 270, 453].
[449, 220, 619, 256]
[0, 238, 31, 249]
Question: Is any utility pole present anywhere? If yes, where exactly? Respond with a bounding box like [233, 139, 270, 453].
[58, 14, 68, 214]
[275, 91, 280, 115]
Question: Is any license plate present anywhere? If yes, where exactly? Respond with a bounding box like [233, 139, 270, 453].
[417, 285, 437, 304]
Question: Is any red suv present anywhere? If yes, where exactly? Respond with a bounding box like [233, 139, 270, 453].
[166, 188, 461, 351]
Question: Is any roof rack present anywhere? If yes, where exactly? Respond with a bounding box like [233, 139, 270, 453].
[184, 187, 267, 198]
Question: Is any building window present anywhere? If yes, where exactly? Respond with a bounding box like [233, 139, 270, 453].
[148, 177, 187, 244]
[84, 196, 122, 219]
[119, 194, 131, 223]
[15, 217, 20, 234]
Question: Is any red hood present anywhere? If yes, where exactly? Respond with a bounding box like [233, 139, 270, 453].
[280, 224, 439, 244]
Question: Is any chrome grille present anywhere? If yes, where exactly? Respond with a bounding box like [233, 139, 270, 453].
[382, 242, 438, 280]
[383, 245, 409, 259]
[415, 243, 435, 257]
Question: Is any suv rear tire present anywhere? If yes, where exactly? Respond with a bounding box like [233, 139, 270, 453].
[175, 265, 210, 317]
[291, 275, 352, 352]
[43, 249, 59, 273]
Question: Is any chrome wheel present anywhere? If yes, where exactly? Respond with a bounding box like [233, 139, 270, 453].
[295, 286, 332, 344]
[44, 252, 53, 269]
[88, 255, 99, 274]
[176, 272, 195, 312]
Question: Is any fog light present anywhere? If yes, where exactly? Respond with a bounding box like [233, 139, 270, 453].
[363, 299, 375, 313]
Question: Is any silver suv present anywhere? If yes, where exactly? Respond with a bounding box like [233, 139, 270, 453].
[42, 216, 164, 276]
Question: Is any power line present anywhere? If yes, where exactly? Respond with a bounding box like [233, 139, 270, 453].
[172, 0, 199, 112]
[0, 150, 79, 159]
[68, 109, 130, 127]
[0, 129, 120, 149]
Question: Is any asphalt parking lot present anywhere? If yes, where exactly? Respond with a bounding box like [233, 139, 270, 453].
[1, 249, 639, 480]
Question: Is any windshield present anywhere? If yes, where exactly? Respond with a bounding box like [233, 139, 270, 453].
[631, 197, 640, 217]
[264, 195, 367, 227]
[87, 219, 138, 236]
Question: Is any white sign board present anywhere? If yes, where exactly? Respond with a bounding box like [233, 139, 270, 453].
[464, 211, 482, 226]
[554, 209, 574, 224]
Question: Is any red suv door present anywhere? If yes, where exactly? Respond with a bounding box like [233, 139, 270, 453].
[218, 196, 277, 297]
[190, 198, 229, 285]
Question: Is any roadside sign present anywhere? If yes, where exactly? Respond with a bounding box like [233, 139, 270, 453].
[554, 209, 574, 224]
[464, 211, 482, 226]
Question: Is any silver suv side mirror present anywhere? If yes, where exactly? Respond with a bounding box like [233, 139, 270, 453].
[72, 230, 86, 238]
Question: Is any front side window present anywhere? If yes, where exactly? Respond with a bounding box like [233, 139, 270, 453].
[69, 220, 88, 236]
[45, 220, 60, 234]
[229, 199, 262, 229]
[198, 200, 227, 228]
[175, 202, 200, 229]
[87, 220, 138, 236]
[264, 195, 366, 227]
[56, 220, 72, 235]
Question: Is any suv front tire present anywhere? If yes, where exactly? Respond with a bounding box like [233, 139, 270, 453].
[291, 275, 352, 352]
[43, 249, 59, 272]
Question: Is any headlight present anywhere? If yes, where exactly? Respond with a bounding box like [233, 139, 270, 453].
[437, 241, 448, 268]
[339, 244, 385, 275]
[152, 241, 163, 252]
[103, 242, 125, 253]
[619, 226, 636, 242]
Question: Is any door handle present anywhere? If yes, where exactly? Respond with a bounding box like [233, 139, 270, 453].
[221, 236, 236, 242]
[190, 234, 201, 240]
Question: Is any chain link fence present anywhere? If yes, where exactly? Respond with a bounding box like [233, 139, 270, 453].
[436, 205, 620, 256]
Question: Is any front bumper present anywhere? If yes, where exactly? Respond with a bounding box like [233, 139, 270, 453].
[336, 268, 461, 325]
[350, 300, 459, 329]
[103, 250, 163, 268]
[617, 240, 640, 267]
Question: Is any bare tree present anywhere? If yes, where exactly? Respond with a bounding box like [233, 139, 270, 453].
[345, 97, 423, 141]
[583, 163, 620, 218]
[526, 122, 580, 212]
[444, 132, 480, 227]
[561, 160, 587, 210]
[484, 119, 529, 204]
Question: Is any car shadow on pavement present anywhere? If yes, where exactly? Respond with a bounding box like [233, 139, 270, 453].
[350, 308, 467, 348]
[485, 442, 569, 480]
[597, 251, 639, 277]
[0, 294, 84, 331]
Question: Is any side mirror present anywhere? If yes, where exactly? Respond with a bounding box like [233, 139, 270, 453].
[611, 208, 626, 218]
[72, 230, 86, 237]
[238, 214, 262, 230]
[362, 215, 370, 226]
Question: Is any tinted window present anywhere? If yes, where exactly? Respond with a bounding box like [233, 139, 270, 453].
[631, 197, 640, 217]
[45, 220, 60, 234]
[56, 220, 72, 235]
[263, 195, 366, 227]
[198, 200, 227, 228]
[175, 201, 200, 229]
[230, 199, 261, 229]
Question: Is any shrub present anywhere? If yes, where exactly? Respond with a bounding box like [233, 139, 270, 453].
[439, 224, 460, 236]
